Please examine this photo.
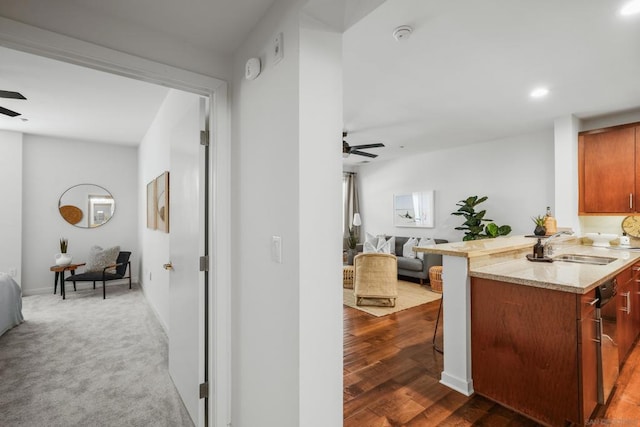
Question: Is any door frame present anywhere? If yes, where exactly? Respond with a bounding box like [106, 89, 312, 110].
[0, 17, 232, 427]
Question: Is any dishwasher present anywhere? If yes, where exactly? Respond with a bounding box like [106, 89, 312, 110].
[596, 279, 619, 405]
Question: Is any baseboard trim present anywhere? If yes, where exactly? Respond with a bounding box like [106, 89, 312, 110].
[138, 281, 169, 335]
[440, 372, 474, 396]
[22, 279, 138, 297]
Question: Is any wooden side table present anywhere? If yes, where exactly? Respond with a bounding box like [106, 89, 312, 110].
[50, 263, 85, 300]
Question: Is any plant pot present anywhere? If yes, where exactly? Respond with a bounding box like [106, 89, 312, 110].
[533, 225, 546, 236]
[346, 249, 357, 265]
[55, 253, 72, 266]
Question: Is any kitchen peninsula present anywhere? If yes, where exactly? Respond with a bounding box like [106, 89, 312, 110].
[417, 235, 640, 426]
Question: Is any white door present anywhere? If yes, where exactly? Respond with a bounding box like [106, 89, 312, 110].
[168, 94, 207, 426]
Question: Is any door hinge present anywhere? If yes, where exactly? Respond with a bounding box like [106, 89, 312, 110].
[200, 130, 210, 146]
[199, 255, 209, 272]
[199, 382, 209, 399]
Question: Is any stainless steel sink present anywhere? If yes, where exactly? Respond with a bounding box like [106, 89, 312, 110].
[553, 254, 617, 265]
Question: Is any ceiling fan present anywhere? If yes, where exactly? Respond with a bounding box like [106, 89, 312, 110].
[342, 131, 384, 158]
[0, 90, 27, 117]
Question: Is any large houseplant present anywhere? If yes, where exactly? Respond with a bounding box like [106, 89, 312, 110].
[451, 195, 512, 241]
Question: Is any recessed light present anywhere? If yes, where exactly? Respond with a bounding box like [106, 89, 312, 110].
[621, 0, 640, 15]
[530, 87, 549, 98]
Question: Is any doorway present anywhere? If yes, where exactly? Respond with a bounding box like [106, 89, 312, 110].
[0, 29, 231, 427]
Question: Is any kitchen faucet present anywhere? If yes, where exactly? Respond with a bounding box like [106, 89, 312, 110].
[543, 230, 574, 257]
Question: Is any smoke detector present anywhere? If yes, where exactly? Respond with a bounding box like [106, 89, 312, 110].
[392, 25, 413, 41]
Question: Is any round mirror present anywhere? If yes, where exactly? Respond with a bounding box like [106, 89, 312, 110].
[59, 184, 115, 228]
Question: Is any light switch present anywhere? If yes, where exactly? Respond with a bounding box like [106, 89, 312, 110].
[272, 236, 282, 263]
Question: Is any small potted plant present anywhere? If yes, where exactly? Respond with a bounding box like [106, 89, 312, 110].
[531, 215, 546, 236]
[55, 238, 72, 266]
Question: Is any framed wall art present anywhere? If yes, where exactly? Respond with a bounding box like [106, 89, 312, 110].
[146, 180, 156, 229]
[155, 171, 170, 233]
[393, 191, 435, 228]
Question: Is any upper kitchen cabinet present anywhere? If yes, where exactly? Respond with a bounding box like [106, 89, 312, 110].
[579, 123, 640, 214]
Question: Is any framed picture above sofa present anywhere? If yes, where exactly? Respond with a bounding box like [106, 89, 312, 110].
[393, 191, 435, 228]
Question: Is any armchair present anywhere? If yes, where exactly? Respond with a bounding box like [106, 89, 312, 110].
[353, 253, 398, 307]
[65, 251, 132, 299]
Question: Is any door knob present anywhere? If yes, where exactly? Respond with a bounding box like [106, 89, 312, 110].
[163, 263, 173, 271]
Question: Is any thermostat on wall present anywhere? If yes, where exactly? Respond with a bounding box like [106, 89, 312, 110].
[245, 57, 261, 80]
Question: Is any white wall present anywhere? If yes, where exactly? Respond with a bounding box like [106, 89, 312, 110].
[231, 1, 344, 426]
[231, 1, 301, 425]
[299, 17, 343, 427]
[21, 135, 138, 295]
[356, 130, 556, 243]
[0, 130, 23, 284]
[138, 89, 200, 333]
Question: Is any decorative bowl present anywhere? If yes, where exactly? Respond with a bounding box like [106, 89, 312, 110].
[585, 233, 618, 247]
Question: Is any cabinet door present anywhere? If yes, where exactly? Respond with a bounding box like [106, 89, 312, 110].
[579, 291, 599, 423]
[632, 263, 640, 340]
[582, 127, 636, 213]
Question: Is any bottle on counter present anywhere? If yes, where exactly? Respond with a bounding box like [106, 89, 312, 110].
[544, 206, 557, 236]
[534, 238, 544, 259]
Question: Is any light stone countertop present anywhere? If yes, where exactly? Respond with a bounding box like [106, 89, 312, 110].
[416, 235, 640, 294]
[415, 235, 537, 258]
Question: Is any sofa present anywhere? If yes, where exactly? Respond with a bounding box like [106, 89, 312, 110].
[356, 236, 447, 284]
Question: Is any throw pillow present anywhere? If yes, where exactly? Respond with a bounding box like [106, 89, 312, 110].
[376, 237, 391, 254]
[416, 238, 436, 260]
[402, 237, 418, 258]
[363, 241, 377, 253]
[386, 236, 396, 255]
[364, 232, 378, 247]
[85, 245, 120, 272]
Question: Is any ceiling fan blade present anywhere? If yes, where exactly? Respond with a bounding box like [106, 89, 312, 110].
[0, 106, 21, 117]
[351, 143, 385, 150]
[0, 90, 26, 100]
[351, 150, 378, 158]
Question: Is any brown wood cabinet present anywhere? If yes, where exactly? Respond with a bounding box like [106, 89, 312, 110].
[578, 124, 640, 214]
[616, 266, 640, 365]
[632, 263, 640, 331]
[579, 289, 599, 425]
[471, 277, 596, 426]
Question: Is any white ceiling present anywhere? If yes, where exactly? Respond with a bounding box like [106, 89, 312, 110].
[0, 46, 170, 145]
[342, 0, 640, 165]
[1, 1, 640, 154]
[0, 0, 276, 57]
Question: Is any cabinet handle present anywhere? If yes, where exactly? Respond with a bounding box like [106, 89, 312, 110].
[633, 267, 640, 272]
[631, 193, 634, 210]
[621, 291, 631, 314]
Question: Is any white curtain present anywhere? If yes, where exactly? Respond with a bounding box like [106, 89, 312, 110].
[343, 172, 360, 249]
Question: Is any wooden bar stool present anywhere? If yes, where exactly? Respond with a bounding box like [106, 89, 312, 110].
[430, 266, 444, 353]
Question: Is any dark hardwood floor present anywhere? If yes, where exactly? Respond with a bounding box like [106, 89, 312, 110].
[343, 298, 640, 426]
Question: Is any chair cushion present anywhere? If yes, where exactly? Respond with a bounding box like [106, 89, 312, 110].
[85, 245, 120, 272]
[397, 256, 424, 272]
[66, 272, 123, 282]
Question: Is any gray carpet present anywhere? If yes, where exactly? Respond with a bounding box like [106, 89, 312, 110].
[0, 283, 194, 427]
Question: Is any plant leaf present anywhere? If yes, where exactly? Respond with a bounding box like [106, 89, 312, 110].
[485, 223, 499, 237]
[498, 225, 512, 236]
